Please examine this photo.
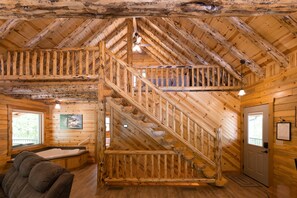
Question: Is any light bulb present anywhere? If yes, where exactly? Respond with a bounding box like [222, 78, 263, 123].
[238, 89, 246, 96]
[132, 44, 141, 52]
[55, 103, 61, 109]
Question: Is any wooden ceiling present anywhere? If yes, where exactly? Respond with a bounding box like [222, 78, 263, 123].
[0, 1, 297, 103]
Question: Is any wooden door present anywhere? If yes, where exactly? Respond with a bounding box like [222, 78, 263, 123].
[244, 104, 269, 186]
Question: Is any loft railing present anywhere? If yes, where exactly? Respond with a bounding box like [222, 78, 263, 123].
[0, 47, 100, 79]
[104, 48, 218, 167]
[104, 150, 216, 183]
[135, 65, 241, 91]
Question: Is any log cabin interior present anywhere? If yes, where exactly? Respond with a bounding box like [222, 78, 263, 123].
[0, 1, 297, 197]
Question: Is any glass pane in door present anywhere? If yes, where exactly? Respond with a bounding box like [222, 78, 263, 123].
[248, 113, 263, 146]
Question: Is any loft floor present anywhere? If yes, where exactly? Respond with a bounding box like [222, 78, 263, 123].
[70, 164, 280, 198]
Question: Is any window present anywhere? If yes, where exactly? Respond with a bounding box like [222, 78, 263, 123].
[12, 110, 43, 148]
[133, 69, 146, 87]
[105, 116, 110, 132]
[247, 112, 263, 147]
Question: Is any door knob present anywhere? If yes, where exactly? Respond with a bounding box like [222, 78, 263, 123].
[261, 150, 268, 153]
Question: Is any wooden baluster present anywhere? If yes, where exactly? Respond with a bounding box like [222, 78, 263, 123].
[144, 154, 147, 178]
[92, 50, 96, 75]
[176, 68, 180, 87]
[201, 128, 204, 154]
[131, 73, 134, 98]
[222, 69, 225, 86]
[202, 68, 205, 86]
[152, 89, 156, 116]
[46, 51, 50, 76]
[150, 67, 153, 84]
[178, 154, 181, 178]
[164, 154, 167, 178]
[171, 154, 174, 178]
[160, 68, 164, 87]
[186, 68, 189, 86]
[218, 67, 221, 87]
[181, 68, 184, 87]
[66, 51, 70, 76]
[72, 51, 76, 75]
[85, 50, 89, 75]
[228, 73, 231, 86]
[194, 123, 198, 148]
[166, 68, 169, 87]
[109, 57, 113, 82]
[197, 67, 200, 86]
[137, 78, 142, 104]
[159, 95, 162, 123]
[129, 155, 133, 178]
[59, 51, 63, 76]
[25, 51, 30, 76]
[0, 55, 3, 77]
[19, 52, 23, 76]
[155, 68, 159, 87]
[151, 155, 154, 178]
[212, 66, 215, 86]
[180, 112, 184, 138]
[215, 128, 223, 182]
[53, 51, 57, 76]
[79, 50, 82, 75]
[123, 155, 127, 178]
[173, 106, 176, 132]
[39, 51, 44, 76]
[208, 134, 211, 158]
[12, 51, 17, 76]
[32, 51, 37, 76]
[233, 76, 236, 87]
[145, 84, 149, 110]
[165, 101, 169, 127]
[116, 62, 120, 87]
[207, 67, 210, 86]
[157, 154, 161, 179]
[123, 68, 127, 93]
[187, 117, 190, 142]
[7, 51, 11, 76]
[116, 155, 119, 178]
[136, 155, 139, 178]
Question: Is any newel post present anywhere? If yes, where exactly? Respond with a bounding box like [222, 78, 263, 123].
[97, 41, 106, 187]
[215, 127, 222, 182]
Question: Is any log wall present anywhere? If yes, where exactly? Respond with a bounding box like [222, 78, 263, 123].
[242, 66, 297, 194]
[0, 94, 49, 172]
[48, 103, 98, 161]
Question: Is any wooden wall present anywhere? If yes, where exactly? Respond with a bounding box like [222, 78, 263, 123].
[0, 94, 49, 172]
[48, 103, 98, 161]
[242, 65, 297, 195]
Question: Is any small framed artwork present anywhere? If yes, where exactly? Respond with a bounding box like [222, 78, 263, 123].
[276, 122, 291, 141]
[60, 114, 83, 129]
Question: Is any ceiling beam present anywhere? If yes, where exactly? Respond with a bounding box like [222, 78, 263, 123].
[142, 48, 165, 65]
[275, 15, 297, 37]
[143, 18, 209, 65]
[0, 1, 297, 19]
[25, 18, 68, 48]
[162, 18, 241, 80]
[0, 19, 21, 39]
[126, 18, 133, 66]
[226, 17, 289, 68]
[189, 18, 265, 77]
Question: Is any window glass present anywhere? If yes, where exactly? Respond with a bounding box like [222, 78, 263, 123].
[12, 111, 43, 147]
[105, 116, 110, 132]
[248, 113, 263, 147]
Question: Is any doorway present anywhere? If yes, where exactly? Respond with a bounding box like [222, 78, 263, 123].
[243, 104, 269, 186]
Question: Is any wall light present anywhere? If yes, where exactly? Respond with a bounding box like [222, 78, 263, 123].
[55, 101, 61, 109]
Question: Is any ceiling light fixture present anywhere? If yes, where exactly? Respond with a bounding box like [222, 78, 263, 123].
[238, 59, 246, 96]
[54, 101, 61, 109]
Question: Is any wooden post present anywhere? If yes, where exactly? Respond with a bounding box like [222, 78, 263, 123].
[215, 127, 222, 182]
[97, 41, 106, 187]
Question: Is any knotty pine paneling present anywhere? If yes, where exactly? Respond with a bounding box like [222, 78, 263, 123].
[241, 65, 297, 193]
[0, 94, 49, 173]
[48, 103, 98, 161]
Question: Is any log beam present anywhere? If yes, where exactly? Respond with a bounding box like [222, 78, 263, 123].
[0, 1, 297, 19]
[226, 17, 289, 67]
[275, 15, 297, 37]
[189, 18, 264, 77]
[162, 18, 241, 80]
[25, 18, 68, 48]
[0, 19, 21, 39]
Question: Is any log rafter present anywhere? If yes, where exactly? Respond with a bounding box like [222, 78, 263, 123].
[226, 17, 289, 68]
[0, 1, 297, 19]
[0, 19, 21, 39]
[189, 18, 265, 77]
[275, 15, 297, 37]
[162, 18, 241, 80]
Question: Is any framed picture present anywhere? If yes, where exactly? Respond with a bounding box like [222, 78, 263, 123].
[276, 122, 291, 141]
[60, 114, 83, 129]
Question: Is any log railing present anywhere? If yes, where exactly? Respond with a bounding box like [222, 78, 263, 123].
[104, 48, 218, 167]
[135, 65, 241, 91]
[104, 150, 216, 183]
[0, 47, 100, 80]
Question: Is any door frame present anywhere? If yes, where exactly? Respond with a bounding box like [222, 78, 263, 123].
[240, 102, 274, 186]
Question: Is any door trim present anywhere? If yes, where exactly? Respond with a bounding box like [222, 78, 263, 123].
[240, 102, 273, 187]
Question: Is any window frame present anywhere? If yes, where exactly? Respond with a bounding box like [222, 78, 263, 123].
[8, 105, 45, 155]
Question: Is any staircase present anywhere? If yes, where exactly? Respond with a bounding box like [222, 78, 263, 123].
[103, 48, 227, 186]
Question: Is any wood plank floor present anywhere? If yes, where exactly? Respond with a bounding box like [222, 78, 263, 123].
[70, 164, 272, 198]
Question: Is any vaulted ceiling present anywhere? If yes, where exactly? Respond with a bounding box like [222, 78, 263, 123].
[0, 1, 297, 103]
